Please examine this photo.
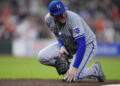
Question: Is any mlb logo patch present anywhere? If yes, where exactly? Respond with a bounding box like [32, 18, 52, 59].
[74, 27, 80, 34]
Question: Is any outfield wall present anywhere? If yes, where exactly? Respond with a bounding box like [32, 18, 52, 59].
[0, 39, 12, 54]
[96, 43, 120, 57]
[12, 39, 56, 57]
[12, 39, 120, 57]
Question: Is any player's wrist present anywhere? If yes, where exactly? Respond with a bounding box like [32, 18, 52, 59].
[72, 65, 79, 69]
[57, 39, 64, 47]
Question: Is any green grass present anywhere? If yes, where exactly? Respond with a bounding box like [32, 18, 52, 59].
[0, 56, 120, 80]
[93, 58, 120, 80]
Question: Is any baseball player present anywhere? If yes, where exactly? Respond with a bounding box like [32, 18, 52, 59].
[38, 0, 105, 82]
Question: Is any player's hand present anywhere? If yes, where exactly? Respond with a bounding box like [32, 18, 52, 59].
[59, 46, 69, 56]
[64, 67, 77, 82]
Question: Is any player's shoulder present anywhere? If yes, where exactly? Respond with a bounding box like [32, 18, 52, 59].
[66, 10, 82, 21]
[66, 10, 84, 29]
[45, 13, 53, 24]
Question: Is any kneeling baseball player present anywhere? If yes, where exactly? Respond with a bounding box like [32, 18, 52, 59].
[38, 0, 105, 82]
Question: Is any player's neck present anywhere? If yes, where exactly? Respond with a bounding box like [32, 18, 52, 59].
[54, 19, 66, 27]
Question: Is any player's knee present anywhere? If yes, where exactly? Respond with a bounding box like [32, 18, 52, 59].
[38, 52, 45, 64]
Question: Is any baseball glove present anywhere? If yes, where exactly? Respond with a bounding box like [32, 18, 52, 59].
[55, 53, 70, 75]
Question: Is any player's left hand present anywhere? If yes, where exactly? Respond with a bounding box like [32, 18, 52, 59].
[64, 67, 77, 82]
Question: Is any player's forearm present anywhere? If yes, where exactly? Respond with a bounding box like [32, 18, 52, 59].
[73, 36, 86, 68]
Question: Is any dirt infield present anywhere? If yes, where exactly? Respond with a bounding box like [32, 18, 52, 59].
[0, 79, 120, 86]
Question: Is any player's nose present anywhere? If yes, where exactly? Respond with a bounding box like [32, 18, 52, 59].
[60, 13, 65, 18]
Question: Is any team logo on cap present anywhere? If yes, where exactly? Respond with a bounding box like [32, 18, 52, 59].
[56, 4, 62, 9]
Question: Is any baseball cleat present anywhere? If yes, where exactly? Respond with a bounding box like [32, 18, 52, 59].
[93, 61, 105, 82]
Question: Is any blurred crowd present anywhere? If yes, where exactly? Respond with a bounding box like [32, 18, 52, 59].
[0, 0, 120, 43]
[78, 0, 120, 43]
[0, 0, 51, 41]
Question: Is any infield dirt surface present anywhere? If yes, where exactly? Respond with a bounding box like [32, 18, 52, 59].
[0, 79, 120, 86]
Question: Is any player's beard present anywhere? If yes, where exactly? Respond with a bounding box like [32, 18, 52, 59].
[59, 15, 66, 24]
[58, 17, 66, 26]
[54, 12, 66, 26]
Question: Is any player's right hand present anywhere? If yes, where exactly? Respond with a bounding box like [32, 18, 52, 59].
[59, 46, 69, 56]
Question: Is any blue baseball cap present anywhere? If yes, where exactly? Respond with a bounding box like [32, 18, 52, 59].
[48, 0, 68, 15]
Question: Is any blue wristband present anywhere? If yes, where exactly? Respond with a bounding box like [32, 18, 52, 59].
[57, 39, 64, 47]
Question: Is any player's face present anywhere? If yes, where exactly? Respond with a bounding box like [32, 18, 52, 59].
[52, 12, 66, 24]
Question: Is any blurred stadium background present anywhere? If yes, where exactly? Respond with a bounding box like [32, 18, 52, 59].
[0, 0, 120, 57]
[0, 0, 120, 80]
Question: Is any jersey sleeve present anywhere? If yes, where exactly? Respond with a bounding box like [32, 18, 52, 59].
[45, 13, 50, 28]
[45, 13, 57, 34]
[71, 17, 85, 40]
[73, 36, 86, 68]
